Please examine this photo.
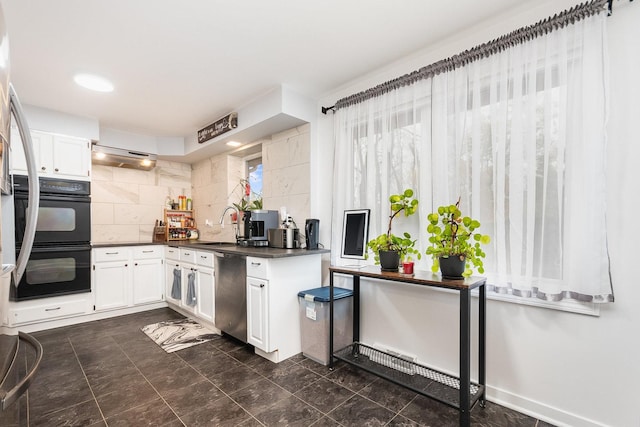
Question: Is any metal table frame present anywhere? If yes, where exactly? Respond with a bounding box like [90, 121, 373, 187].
[329, 266, 486, 427]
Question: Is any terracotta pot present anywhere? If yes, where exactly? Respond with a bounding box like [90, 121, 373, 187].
[439, 255, 466, 279]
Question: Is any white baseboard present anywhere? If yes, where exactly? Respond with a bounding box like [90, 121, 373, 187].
[486, 385, 608, 427]
[14, 302, 170, 333]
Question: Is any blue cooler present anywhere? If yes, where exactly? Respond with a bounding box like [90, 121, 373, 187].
[297, 287, 353, 365]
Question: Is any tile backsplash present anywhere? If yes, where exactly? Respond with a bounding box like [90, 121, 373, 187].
[91, 123, 310, 244]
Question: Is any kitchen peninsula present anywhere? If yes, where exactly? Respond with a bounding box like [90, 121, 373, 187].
[85, 241, 329, 363]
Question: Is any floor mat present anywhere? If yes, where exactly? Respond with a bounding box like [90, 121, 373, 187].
[141, 318, 217, 353]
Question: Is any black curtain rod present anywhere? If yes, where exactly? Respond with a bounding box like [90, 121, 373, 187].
[321, 0, 631, 114]
[608, 0, 634, 15]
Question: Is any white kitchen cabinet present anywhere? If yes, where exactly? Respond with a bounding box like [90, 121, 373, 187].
[132, 246, 164, 305]
[196, 267, 214, 323]
[165, 247, 215, 324]
[195, 251, 215, 324]
[179, 248, 198, 315]
[247, 276, 269, 350]
[93, 246, 164, 312]
[11, 128, 91, 180]
[93, 260, 130, 311]
[245, 254, 322, 362]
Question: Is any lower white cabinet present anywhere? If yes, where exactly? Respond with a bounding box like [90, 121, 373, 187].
[93, 246, 164, 312]
[93, 260, 129, 311]
[247, 276, 269, 350]
[196, 266, 215, 323]
[246, 254, 322, 362]
[164, 247, 215, 324]
[132, 258, 164, 305]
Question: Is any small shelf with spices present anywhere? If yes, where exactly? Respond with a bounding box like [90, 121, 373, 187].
[164, 209, 197, 241]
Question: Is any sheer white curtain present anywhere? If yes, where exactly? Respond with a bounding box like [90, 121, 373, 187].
[332, 12, 613, 302]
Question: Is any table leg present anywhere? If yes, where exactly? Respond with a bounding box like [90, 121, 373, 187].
[329, 271, 334, 369]
[479, 283, 486, 407]
[459, 288, 470, 427]
[353, 276, 360, 343]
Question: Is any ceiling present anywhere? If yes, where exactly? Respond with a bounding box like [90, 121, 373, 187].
[1, 0, 564, 140]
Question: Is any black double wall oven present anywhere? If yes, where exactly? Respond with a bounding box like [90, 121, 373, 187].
[12, 175, 91, 301]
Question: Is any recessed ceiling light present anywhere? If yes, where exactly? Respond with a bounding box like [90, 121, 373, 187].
[226, 141, 242, 147]
[74, 73, 114, 92]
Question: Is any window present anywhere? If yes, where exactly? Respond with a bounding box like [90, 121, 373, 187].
[331, 13, 612, 312]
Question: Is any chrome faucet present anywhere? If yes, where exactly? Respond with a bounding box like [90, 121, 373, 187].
[219, 205, 239, 228]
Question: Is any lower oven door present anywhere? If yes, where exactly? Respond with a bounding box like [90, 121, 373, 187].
[11, 244, 91, 301]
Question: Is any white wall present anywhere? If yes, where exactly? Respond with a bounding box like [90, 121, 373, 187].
[314, 1, 640, 426]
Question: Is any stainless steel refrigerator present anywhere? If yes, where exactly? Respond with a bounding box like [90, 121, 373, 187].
[0, 1, 43, 419]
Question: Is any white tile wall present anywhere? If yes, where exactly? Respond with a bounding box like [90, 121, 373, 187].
[91, 160, 192, 243]
[91, 124, 310, 244]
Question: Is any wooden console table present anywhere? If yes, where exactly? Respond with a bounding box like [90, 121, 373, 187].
[329, 265, 486, 427]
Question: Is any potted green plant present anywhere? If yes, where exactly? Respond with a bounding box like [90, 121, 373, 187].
[367, 189, 421, 271]
[231, 179, 263, 221]
[426, 197, 490, 279]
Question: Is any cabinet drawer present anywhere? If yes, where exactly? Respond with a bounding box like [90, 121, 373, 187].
[196, 251, 214, 268]
[94, 247, 130, 262]
[165, 246, 180, 261]
[133, 245, 163, 259]
[10, 298, 89, 326]
[180, 248, 196, 264]
[246, 257, 268, 279]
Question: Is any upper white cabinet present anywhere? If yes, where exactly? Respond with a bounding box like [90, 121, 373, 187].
[11, 128, 91, 180]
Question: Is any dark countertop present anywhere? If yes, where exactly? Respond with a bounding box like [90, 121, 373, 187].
[92, 241, 161, 248]
[92, 240, 329, 258]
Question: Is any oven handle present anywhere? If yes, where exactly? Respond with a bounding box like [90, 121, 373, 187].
[10, 84, 40, 286]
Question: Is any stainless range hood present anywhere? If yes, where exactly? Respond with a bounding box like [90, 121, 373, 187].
[91, 144, 157, 171]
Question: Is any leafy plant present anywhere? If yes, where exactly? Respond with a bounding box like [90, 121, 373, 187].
[231, 178, 263, 212]
[426, 197, 490, 277]
[367, 189, 421, 264]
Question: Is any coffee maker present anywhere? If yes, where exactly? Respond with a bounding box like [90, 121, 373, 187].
[305, 219, 319, 250]
[238, 210, 279, 246]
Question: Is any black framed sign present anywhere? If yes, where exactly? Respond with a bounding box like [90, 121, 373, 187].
[198, 112, 238, 143]
[341, 209, 370, 260]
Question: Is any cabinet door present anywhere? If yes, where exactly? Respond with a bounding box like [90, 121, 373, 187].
[94, 261, 129, 311]
[52, 135, 90, 178]
[181, 265, 197, 314]
[132, 258, 163, 305]
[196, 267, 214, 323]
[33, 131, 54, 174]
[247, 277, 269, 351]
[165, 261, 182, 306]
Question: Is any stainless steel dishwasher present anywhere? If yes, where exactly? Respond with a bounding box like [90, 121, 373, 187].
[214, 252, 247, 343]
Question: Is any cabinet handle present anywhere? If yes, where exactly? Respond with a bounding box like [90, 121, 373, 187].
[135, 263, 138, 266]
[142, 250, 154, 253]
[260, 284, 265, 288]
[54, 168, 59, 172]
[184, 252, 190, 256]
[41, 166, 46, 171]
[124, 264, 128, 267]
[106, 252, 119, 255]
[200, 255, 207, 259]
[45, 307, 61, 311]
[251, 262, 261, 266]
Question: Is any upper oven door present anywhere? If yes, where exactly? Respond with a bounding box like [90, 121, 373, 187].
[14, 192, 91, 246]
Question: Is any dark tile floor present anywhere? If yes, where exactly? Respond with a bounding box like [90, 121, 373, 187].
[1, 308, 555, 426]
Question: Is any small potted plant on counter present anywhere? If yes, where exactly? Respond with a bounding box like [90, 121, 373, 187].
[367, 188, 421, 271]
[426, 197, 490, 279]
